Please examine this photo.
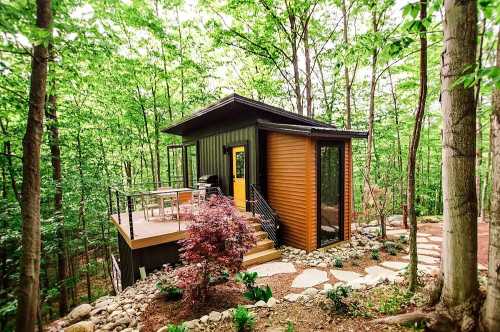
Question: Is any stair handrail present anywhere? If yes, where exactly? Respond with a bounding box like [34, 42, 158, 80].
[249, 184, 280, 247]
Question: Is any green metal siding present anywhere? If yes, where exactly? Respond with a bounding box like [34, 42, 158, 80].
[186, 125, 258, 195]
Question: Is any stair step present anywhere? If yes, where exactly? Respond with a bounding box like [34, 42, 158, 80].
[254, 231, 267, 240]
[250, 222, 261, 232]
[247, 239, 274, 255]
[243, 248, 281, 267]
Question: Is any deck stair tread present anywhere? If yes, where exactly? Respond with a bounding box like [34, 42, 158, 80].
[242, 215, 280, 266]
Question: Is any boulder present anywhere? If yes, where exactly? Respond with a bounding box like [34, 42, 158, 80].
[67, 304, 92, 324]
[208, 311, 222, 322]
[65, 321, 95, 332]
[266, 297, 277, 308]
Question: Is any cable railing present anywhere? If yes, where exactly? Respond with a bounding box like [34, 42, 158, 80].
[108, 183, 224, 241]
[249, 184, 280, 247]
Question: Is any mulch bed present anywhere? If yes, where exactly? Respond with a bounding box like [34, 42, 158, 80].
[140, 281, 251, 332]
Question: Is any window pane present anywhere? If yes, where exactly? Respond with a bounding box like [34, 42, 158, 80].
[236, 151, 245, 178]
[319, 145, 341, 246]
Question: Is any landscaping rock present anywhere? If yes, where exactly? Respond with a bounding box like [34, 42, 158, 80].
[291, 268, 328, 288]
[302, 287, 319, 296]
[255, 300, 267, 307]
[208, 311, 222, 322]
[65, 321, 95, 332]
[330, 269, 362, 282]
[247, 261, 296, 277]
[402, 254, 439, 265]
[418, 249, 440, 257]
[381, 261, 408, 271]
[200, 315, 209, 324]
[417, 243, 440, 250]
[429, 236, 442, 242]
[284, 293, 304, 302]
[67, 304, 92, 324]
[266, 297, 277, 308]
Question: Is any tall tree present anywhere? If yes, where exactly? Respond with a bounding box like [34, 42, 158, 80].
[439, 0, 478, 328]
[482, 28, 500, 332]
[407, 0, 428, 292]
[45, 44, 68, 315]
[16, 0, 52, 331]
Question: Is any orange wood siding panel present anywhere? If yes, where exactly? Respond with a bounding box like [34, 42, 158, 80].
[344, 139, 352, 240]
[266, 132, 317, 252]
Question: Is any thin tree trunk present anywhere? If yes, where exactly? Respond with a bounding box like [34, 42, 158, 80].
[45, 45, 68, 315]
[152, 82, 162, 185]
[481, 114, 492, 223]
[176, 8, 185, 118]
[288, 10, 303, 115]
[342, 0, 351, 129]
[389, 70, 404, 209]
[482, 28, 500, 332]
[16, 1, 51, 330]
[76, 129, 92, 301]
[439, 0, 478, 326]
[363, 10, 378, 213]
[303, 18, 313, 117]
[475, 19, 486, 211]
[0, 120, 21, 203]
[407, 0, 427, 292]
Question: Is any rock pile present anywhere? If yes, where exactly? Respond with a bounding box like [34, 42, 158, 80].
[49, 273, 163, 332]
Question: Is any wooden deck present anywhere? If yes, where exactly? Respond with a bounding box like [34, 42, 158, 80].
[110, 207, 190, 249]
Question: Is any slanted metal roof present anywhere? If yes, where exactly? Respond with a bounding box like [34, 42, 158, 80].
[256, 120, 368, 139]
[162, 93, 334, 135]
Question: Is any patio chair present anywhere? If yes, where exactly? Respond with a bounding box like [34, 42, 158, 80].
[191, 189, 206, 206]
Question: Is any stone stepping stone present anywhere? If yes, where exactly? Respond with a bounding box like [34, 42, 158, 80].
[247, 262, 296, 277]
[418, 243, 440, 250]
[330, 270, 362, 282]
[478, 263, 487, 271]
[418, 264, 440, 275]
[365, 265, 398, 278]
[403, 254, 439, 265]
[291, 268, 328, 288]
[417, 238, 429, 243]
[417, 233, 432, 238]
[418, 249, 440, 257]
[429, 236, 442, 242]
[387, 229, 408, 236]
[380, 261, 408, 271]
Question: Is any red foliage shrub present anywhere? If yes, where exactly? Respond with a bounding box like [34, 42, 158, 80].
[175, 195, 256, 305]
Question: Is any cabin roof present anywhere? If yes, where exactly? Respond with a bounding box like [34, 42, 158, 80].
[162, 93, 334, 135]
[257, 120, 368, 139]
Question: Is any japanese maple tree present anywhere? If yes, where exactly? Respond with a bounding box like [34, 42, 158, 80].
[176, 195, 256, 304]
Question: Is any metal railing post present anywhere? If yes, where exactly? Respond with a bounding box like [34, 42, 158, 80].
[116, 191, 121, 224]
[127, 195, 134, 240]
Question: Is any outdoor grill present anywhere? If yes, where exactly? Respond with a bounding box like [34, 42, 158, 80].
[197, 174, 218, 188]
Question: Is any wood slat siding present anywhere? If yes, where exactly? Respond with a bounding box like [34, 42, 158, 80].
[266, 132, 316, 251]
[344, 139, 352, 241]
[196, 126, 257, 195]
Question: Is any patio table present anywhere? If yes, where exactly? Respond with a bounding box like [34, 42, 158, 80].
[151, 188, 194, 221]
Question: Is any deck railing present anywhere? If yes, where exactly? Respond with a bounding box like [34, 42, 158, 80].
[249, 184, 280, 247]
[108, 183, 224, 241]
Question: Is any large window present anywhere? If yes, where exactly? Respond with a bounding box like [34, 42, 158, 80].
[318, 143, 343, 247]
[185, 144, 198, 188]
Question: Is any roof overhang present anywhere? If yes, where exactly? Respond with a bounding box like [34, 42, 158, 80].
[162, 93, 334, 136]
[257, 120, 368, 139]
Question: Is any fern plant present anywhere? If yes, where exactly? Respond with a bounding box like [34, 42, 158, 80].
[233, 306, 255, 332]
[167, 323, 186, 332]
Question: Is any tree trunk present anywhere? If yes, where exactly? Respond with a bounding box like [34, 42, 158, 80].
[388, 70, 404, 209]
[482, 28, 500, 332]
[16, 1, 51, 331]
[342, 0, 351, 129]
[303, 18, 313, 117]
[439, 0, 478, 325]
[76, 130, 92, 302]
[362, 10, 378, 213]
[475, 19, 486, 212]
[45, 45, 68, 316]
[407, 0, 427, 292]
[481, 115, 492, 223]
[288, 11, 303, 115]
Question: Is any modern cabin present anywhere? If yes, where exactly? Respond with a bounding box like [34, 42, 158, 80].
[109, 93, 366, 290]
[163, 93, 367, 251]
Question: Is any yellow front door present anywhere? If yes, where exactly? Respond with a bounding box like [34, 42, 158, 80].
[232, 146, 246, 209]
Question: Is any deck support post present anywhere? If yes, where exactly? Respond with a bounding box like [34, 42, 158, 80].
[127, 195, 134, 240]
[116, 191, 121, 224]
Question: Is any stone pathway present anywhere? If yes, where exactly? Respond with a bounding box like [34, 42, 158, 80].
[291, 268, 328, 288]
[247, 262, 296, 277]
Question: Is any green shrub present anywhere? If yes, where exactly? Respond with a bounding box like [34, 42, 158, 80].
[236, 271, 258, 290]
[233, 306, 255, 332]
[399, 234, 408, 244]
[378, 288, 413, 315]
[244, 285, 273, 302]
[156, 278, 183, 301]
[388, 246, 397, 256]
[371, 249, 380, 261]
[237, 271, 272, 302]
[167, 323, 187, 332]
[333, 256, 343, 268]
[286, 321, 295, 332]
[326, 285, 352, 313]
